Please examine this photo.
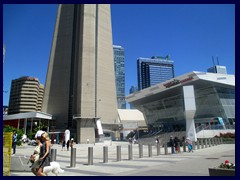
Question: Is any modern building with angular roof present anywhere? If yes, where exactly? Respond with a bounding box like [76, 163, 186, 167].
[126, 71, 235, 141]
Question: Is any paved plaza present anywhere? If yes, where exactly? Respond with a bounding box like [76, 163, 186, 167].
[9, 142, 235, 176]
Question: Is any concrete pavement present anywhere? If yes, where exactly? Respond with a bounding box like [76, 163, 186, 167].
[9, 141, 235, 176]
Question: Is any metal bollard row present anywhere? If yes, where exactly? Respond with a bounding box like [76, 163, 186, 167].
[65, 137, 224, 168]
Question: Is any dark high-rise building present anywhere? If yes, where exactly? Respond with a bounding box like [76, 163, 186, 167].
[137, 56, 174, 90]
[113, 45, 126, 109]
[42, 5, 119, 143]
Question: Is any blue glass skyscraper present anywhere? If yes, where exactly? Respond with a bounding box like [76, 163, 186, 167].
[137, 56, 174, 90]
[113, 45, 126, 109]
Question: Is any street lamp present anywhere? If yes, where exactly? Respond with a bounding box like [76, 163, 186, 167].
[137, 121, 139, 140]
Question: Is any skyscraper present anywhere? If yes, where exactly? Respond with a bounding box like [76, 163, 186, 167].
[8, 76, 44, 114]
[42, 5, 118, 143]
[137, 56, 174, 90]
[129, 86, 138, 109]
[113, 45, 126, 109]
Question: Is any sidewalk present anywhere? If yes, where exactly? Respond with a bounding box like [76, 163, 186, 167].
[10, 142, 235, 176]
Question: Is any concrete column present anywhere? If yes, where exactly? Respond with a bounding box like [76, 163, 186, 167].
[183, 86, 197, 142]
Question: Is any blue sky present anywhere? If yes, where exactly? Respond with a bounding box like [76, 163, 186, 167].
[3, 4, 235, 107]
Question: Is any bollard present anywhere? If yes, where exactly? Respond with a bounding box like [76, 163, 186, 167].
[164, 143, 168, 155]
[183, 142, 186, 152]
[139, 144, 143, 158]
[50, 148, 57, 162]
[192, 141, 196, 150]
[201, 139, 204, 149]
[157, 143, 160, 155]
[70, 148, 76, 167]
[197, 140, 200, 149]
[212, 138, 215, 146]
[204, 139, 208, 148]
[208, 138, 212, 147]
[128, 144, 133, 160]
[220, 137, 223, 144]
[103, 146, 108, 163]
[117, 145, 121, 161]
[88, 147, 93, 165]
[148, 144, 152, 157]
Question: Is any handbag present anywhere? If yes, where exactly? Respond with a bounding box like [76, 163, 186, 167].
[29, 154, 36, 163]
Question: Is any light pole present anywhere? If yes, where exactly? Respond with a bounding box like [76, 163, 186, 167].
[137, 121, 139, 140]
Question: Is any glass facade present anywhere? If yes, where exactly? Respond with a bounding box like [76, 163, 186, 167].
[129, 73, 235, 134]
[113, 45, 126, 109]
[137, 56, 174, 90]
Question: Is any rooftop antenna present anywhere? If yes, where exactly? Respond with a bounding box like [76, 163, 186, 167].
[212, 56, 215, 67]
[216, 56, 219, 65]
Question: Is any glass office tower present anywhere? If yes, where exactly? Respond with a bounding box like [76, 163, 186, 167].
[137, 56, 174, 90]
[113, 45, 126, 109]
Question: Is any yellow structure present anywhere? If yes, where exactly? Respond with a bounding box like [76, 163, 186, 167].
[3, 132, 12, 176]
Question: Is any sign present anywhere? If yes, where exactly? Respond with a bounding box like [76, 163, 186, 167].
[163, 76, 194, 88]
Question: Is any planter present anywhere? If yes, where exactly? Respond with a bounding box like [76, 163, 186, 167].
[209, 167, 235, 176]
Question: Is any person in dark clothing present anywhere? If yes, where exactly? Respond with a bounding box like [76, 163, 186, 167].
[169, 136, 175, 154]
[12, 130, 18, 155]
[66, 140, 70, 151]
[174, 137, 180, 153]
[62, 140, 66, 151]
[36, 132, 51, 176]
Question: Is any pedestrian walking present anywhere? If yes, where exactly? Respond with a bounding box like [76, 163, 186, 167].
[31, 136, 42, 175]
[12, 130, 18, 155]
[174, 137, 180, 153]
[185, 137, 193, 152]
[36, 131, 51, 176]
[62, 140, 66, 151]
[66, 140, 70, 151]
[169, 136, 175, 154]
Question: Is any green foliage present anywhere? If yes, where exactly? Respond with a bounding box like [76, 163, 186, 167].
[27, 122, 48, 140]
[3, 125, 24, 145]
